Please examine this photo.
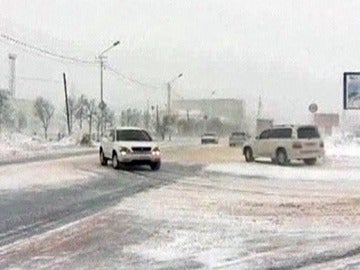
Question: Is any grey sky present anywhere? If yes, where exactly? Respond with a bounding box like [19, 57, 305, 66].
[0, 0, 359, 123]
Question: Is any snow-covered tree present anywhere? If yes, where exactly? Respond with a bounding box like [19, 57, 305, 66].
[34, 96, 55, 140]
[74, 95, 87, 130]
[0, 91, 14, 133]
[84, 98, 97, 139]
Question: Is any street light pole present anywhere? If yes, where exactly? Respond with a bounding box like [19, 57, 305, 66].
[98, 41, 120, 137]
[100, 56, 104, 105]
[166, 73, 183, 141]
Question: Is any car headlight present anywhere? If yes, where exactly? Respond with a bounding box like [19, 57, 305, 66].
[119, 147, 130, 156]
[152, 147, 161, 156]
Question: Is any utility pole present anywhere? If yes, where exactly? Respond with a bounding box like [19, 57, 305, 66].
[98, 41, 120, 137]
[167, 83, 172, 141]
[63, 73, 71, 135]
[156, 105, 160, 135]
[165, 73, 183, 141]
[8, 54, 16, 98]
[167, 82, 171, 116]
[99, 56, 105, 137]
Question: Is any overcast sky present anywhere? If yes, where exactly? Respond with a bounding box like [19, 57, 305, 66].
[1, 0, 360, 123]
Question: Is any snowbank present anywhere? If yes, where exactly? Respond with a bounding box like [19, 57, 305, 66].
[325, 136, 360, 158]
[206, 162, 360, 182]
[0, 132, 95, 163]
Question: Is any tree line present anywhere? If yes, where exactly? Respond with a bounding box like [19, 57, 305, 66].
[0, 92, 114, 141]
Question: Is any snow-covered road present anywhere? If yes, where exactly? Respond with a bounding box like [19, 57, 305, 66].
[0, 141, 359, 269]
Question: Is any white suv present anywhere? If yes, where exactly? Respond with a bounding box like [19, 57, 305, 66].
[99, 127, 161, 170]
[242, 125, 324, 165]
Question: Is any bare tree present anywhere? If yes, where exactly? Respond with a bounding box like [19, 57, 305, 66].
[75, 95, 86, 129]
[34, 96, 55, 140]
[84, 98, 97, 140]
[0, 91, 14, 133]
[17, 110, 28, 132]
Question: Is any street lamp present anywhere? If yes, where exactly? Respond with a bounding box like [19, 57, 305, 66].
[99, 41, 120, 136]
[166, 73, 183, 141]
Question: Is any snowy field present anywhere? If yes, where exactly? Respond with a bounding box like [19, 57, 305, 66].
[112, 139, 360, 268]
[0, 137, 359, 269]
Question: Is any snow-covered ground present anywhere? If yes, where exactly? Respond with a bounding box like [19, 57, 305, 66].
[0, 137, 359, 268]
[0, 133, 202, 164]
[0, 155, 99, 190]
[0, 132, 96, 163]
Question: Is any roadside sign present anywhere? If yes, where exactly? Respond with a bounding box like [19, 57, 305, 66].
[308, 103, 318, 113]
[344, 72, 360, 110]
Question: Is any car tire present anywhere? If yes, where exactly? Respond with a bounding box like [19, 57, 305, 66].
[112, 152, 120, 169]
[150, 161, 161, 171]
[244, 147, 254, 162]
[304, 158, 316, 165]
[100, 149, 108, 166]
[276, 149, 289, 166]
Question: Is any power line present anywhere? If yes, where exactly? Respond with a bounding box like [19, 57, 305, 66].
[0, 33, 97, 65]
[1, 74, 62, 84]
[106, 65, 160, 90]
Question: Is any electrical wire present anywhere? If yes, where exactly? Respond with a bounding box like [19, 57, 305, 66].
[106, 65, 160, 90]
[0, 33, 97, 65]
[1, 74, 62, 84]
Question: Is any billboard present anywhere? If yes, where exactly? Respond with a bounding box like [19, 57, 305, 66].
[344, 72, 360, 109]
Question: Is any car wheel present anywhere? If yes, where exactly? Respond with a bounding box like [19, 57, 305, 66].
[99, 149, 108, 166]
[150, 161, 161, 171]
[304, 158, 316, 165]
[276, 149, 289, 166]
[244, 147, 254, 162]
[112, 152, 120, 169]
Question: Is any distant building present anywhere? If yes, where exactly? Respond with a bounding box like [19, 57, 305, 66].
[172, 98, 245, 126]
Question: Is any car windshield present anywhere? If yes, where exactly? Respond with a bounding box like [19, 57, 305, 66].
[116, 129, 152, 141]
[297, 127, 320, 139]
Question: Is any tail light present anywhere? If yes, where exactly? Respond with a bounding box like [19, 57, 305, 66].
[292, 142, 302, 149]
[320, 141, 324, 148]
